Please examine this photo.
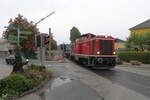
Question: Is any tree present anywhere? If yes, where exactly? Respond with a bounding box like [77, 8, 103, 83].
[70, 27, 81, 43]
[126, 33, 150, 51]
[3, 14, 40, 53]
[12, 45, 24, 73]
[50, 33, 57, 50]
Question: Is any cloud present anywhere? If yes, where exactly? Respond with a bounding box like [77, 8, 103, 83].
[1, 0, 150, 44]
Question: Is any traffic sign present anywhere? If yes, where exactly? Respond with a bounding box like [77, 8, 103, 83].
[8, 35, 27, 43]
[8, 35, 18, 43]
[20, 31, 32, 35]
[8, 26, 18, 31]
[20, 36, 27, 39]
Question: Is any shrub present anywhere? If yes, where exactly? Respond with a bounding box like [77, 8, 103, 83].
[117, 51, 150, 64]
[0, 74, 37, 99]
[25, 69, 53, 84]
[130, 60, 142, 65]
[25, 64, 46, 72]
[24, 64, 53, 84]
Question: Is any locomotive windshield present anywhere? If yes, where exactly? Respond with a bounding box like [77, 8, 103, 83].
[99, 40, 113, 55]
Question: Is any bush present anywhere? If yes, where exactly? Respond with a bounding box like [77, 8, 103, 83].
[0, 64, 53, 99]
[0, 74, 37, 99]
[117, 51, 150, 64]
[24, 64, 52, 84]
[25, 64, 46, 72]
[130, 60, 142, 65]
[25, 70, 53, 84]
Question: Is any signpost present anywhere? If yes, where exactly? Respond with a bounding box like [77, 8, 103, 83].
[8, 35, 18, 43]
[8, 35, 27, 43]
[6, 26, 32, 44]
[8, 26, 18, 31]
[20, 31, 32, 35]
[7, 26, 20, 45]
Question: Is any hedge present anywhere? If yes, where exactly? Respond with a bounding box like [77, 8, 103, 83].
[117, 51, 150, 64]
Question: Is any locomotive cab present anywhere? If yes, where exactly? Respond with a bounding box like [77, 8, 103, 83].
[94, 36, 117, 68]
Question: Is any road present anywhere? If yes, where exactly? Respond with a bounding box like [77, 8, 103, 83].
[89, 68, 150, 98]
[64, 60, 150, 100]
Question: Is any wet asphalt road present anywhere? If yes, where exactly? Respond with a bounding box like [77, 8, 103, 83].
[85, 67, 150, 98]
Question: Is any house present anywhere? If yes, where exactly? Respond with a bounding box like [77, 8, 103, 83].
[115, 38, 126, 50]
[129, 19, 150, 35]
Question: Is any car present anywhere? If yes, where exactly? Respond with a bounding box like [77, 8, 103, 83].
[5, 54, 29, 65]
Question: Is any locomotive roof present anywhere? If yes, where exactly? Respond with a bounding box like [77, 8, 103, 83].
[80, 33, 96, 37]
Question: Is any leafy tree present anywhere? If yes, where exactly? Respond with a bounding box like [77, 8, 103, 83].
[126, 33, 150, 51]
[3, 14, 40, 53]
[70, 27, 81, 43]
[50, 33, 57, 50]
[12, 45, 24, 73]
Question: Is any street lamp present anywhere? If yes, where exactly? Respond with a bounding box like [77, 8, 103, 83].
[34, 11, 55, 66]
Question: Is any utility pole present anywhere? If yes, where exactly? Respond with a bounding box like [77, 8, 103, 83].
[49, 28, 51, 56]
[40, 34, 43, 66]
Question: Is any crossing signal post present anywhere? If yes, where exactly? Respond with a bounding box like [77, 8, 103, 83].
[36, 34, 50, 47]
[36, 34, 50, 66]
[36, 35, 41, 47]
[43, 34, 50, 47]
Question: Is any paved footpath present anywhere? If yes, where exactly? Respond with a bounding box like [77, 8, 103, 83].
[17, 60, 103, 100]
[36, 61, 103, 100]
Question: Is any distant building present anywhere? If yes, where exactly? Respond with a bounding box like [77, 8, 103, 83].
[0, 38, 14, 58]
[129, 19, 150, 35]
[115, 38, 126, 50]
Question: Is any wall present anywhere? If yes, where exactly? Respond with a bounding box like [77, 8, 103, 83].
[115, 42, 126, 50]
[130, 28, 150, 35]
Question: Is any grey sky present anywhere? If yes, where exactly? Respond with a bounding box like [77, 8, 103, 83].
[0, 0, 150, 44]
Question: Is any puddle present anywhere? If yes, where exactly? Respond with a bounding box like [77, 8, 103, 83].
[51, 76, 74, 89]
[38, 76, 74, 100]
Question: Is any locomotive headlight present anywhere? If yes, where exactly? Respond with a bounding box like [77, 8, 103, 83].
[113, 52, 116, 55]
[97, 51, 100, 54]
[26, 59, 29, 62]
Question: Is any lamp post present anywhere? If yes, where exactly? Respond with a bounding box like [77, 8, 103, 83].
[35, 11, 55, 66]
[17, 28, 20, 45]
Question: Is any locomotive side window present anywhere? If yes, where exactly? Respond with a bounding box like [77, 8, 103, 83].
[81, 36, 87, 40]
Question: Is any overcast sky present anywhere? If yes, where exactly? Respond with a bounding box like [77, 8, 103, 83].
[0, 0, 150, 44]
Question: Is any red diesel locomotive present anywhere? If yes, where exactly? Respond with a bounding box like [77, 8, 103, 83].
[71, 33, 119, 69]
